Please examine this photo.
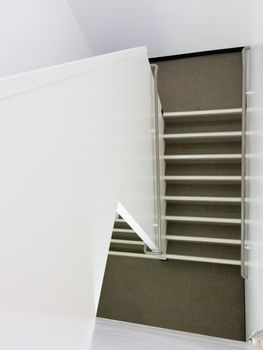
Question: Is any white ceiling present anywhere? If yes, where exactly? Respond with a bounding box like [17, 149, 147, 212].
[67, 0, 248, 58]
[0, 0, 91, 77]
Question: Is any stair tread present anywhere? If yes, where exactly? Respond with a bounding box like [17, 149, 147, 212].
[163, 175, 241, 182]
[108, 251, 241, 265]
[163, 154, 241, 160]
[163, 108, 242, 118]
[163, 131, 242, 139]
[164, 235, 241, 245]
[111, 239, 144, 246]
[162, 196, 241, 202]
[112, 228, 134, 233]
[109, 251, 158, 259]
[165, 254, 241, 265]
[163, 215, 241, 224]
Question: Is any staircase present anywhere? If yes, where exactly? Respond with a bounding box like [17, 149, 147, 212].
[98, 49, 245, 341]
[162, 107, 242, 265]
[109, 108, 243, 265]
[109, 218, 145, 256]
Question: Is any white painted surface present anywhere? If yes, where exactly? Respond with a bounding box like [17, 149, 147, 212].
[163, 132, 242, 141]
[245, 0, 263, 339]
[165, 255, 241, 266]
[0, 0, 91, 77]
[164, 216, 241, 224]
[0, 47, 158, 349]
[67, 0, 248, 58]
[164, 236, 241, 245]
[108, 251, 159, 259]
[163, 109, 243, 117]
[112, 228, 134, 233]
[91, 318, 250, 350]
[117, 202, 157, 252]
[162, 196, 241, 203]
[157, 98, 167, 254]
[163, 175, 241, 182]
[163, 155, 242, 162]
[110, 239, 144, 245]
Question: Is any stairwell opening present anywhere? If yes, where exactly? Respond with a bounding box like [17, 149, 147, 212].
[97, 48, 246, 341]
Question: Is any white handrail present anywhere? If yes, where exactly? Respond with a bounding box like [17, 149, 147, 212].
[241, 47, 249, 279]
[151, 64, 163, 254]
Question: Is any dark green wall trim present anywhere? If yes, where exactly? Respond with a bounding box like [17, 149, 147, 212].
[149, 47, 244, 63]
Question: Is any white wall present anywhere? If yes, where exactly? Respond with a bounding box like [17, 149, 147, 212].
[91, 318, 250, 350]
[67, 0, 248, 58]
[245, 0, 263, 339]
[0, 47, 158, 349]
[0, 0, 91, 77]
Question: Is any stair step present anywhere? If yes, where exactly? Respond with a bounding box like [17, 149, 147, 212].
[163, 131, 242, 142]
[114, 219, 125, 223]
[163, 215, 241, 224]
[112, 228, 134, 233]
[162, 195, 241, 203]
[163, 108, 242, 118]
[164, 235, 241, 245]
[163, 176, 241, 183]
[165, 254, 241, 266]
[111, 239, 144, 246]
[108, 251, 241, 265]
[163, 154, 242, 163]
[109, 251, 159, 259]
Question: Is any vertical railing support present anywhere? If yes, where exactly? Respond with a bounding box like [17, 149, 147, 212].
[143, 63, 167, 259]
[241, 47, 249, 278]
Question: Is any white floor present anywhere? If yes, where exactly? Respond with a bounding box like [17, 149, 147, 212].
[90, 318, 250, 350]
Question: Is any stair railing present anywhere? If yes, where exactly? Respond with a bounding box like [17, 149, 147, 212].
[241, 47, 249, 278]
[152, 64, 162, 254]
[143, 64, 167, 259]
